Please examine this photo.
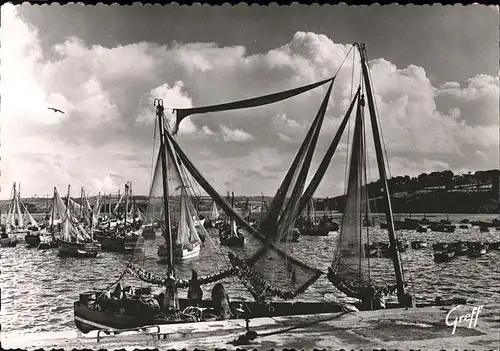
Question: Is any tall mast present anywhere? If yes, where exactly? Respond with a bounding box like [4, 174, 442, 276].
[156, 101, 173, 273]
[108, 193, 112, 219]
[51, 187, 56, 234]
[261, 192, 264, 221]
[124, 183, 129, 228]
[80, 187, 84, 220]
[358, 43, 406, 297]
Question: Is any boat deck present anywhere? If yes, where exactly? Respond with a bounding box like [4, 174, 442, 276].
[3, 303, 499, 349]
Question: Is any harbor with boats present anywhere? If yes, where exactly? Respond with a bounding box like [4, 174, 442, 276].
[2, 4, 499, 349]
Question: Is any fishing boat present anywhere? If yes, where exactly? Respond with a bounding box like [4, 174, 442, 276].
[94, 184, 142, 252]
[4, 183, 32, 243]
[204, 201, 223, 229]
[296, 199, 330, 236]
[434, 250, 455, 263]
[467, 242, 488, 257]
[416, 225, 428, 233]
[1, 226, 17, 247]
[219, 192, 245, 247]
[56, 186, 101, 258]
[410, 240, 427, 249]
[157, 182, 203, 261]
[452, 242, 468, 256]
[74, 43, 444, 334]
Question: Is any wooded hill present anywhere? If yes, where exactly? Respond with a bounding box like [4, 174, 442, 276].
[321, 169, 500, 214]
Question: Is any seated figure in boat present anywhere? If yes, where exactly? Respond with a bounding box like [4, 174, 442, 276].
[211, 282, 231, 320]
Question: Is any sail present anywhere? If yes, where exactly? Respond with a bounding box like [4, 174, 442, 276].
[176, 187, 201, 246]
[145, 117, 202, 249]
[297, 89, 360, 215]
[330, 95, 371, 295]
[173, 76, 335, 134]
[92, 193, 102, 225]
[210, 201, 220, 220]
[113, 193, 125, 215]
[22, 202, 38, 227]
[54, 188, 93, 243]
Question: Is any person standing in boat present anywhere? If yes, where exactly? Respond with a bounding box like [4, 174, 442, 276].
[161, 269, 179, 312]
[187, 269, 203, 306]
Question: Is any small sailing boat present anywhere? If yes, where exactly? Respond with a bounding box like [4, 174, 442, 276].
[297, 199, 330, 236]
[219, 192, 244, 247]
[4, 183, 31, 244]
[56, 186, 101, 258]
[204, 201, 222, 229]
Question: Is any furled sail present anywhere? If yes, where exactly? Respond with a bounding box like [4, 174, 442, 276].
[173, 76, 335, 134]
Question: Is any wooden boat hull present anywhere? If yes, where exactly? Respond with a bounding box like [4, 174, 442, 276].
[467, 248, 487, 257]
[58, 239, 101, 258]
[73, 298, 348, 334]
[0, 236, 17, 247]
[25, 233, 41, 247]
[410, 241, 427, 249]
[433, 251, 455, 263]
[95, 234, 125, 252]
[299, 228, 330, 236]
[158, 242, 201, 261]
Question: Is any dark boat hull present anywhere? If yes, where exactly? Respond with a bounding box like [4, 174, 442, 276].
[74, 298, 347, 334]
[95, 234, 125, 252]
[58, 239, 101, 258]
[25, 233, 41, 247]
[299, 228, 330, 236]
[73, 296, 437, 334]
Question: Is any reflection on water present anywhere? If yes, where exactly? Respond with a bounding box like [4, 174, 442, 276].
[1, 213, 499, 333]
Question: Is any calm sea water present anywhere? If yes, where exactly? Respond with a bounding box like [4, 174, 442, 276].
[1, 213, 499, 334]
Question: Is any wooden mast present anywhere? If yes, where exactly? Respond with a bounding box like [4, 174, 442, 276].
[358, 43, 406, 298]
[124, 183, 129, 230]
[156, 100, 173, 273]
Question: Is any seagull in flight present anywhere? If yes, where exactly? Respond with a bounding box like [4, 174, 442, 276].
[48, 107, 65, 114]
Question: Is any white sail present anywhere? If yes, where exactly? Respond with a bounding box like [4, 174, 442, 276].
[22, 202, 38, 227]
[210, 201, 220, 220]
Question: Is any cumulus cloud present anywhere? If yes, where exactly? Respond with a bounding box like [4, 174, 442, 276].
[220, 125, 254, 142]
[1, 4, 498, 199]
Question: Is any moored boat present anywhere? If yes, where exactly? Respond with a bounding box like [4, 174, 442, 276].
[54, 186, 101, 258]
[410, 240, 427, 249]
[434, 250, 455, 263]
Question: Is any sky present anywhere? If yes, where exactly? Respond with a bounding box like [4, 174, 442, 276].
[1, 3, 499, 199]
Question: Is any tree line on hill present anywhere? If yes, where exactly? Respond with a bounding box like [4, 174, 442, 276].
[319, 169, 500, 214]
